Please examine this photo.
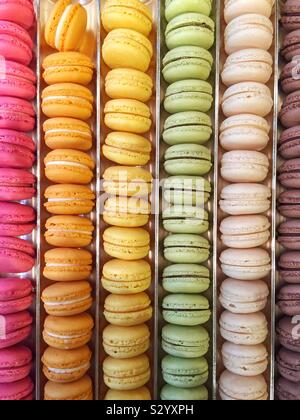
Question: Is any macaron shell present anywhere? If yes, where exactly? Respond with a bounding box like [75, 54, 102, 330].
[0, 377, 34, 400]
[0, 236, 35, 274]
[0, 0, 35, 30]
[0, 345, 32, 383]
[0, 96, 35, 132]
[0, 21, 33, 66]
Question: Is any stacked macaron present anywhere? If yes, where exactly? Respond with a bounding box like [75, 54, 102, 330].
[276, 0, 300, 401]
[41, 0, 95, 401]
[101, 0, 154, 401]
[160, 0, 215, 401]
[219, 0, 275, 400]
[0, 0, 36, 401]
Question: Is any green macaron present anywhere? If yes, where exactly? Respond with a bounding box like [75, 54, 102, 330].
[164, 234, 210, 264]
[163, 294, 211, 326]
[164, 175, 211, 206]
[165, 0, 212, 22]
[165, 13, 215, 50]
[161, 384, 209, 400]
[163, 111, 212, 146]
[163, 46, 213, 83]
[164, 144, 212, 176]
[163, 264, 210, 294]
[164, 80, 213, 114]
[162, 324, 210, 358]
[163, 205, 209, 234]
[162, 355, 209, 388]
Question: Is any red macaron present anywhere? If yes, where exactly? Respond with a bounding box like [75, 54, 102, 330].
[0, 169, 35, 201]
[0, 278, 33, 315]
[0, 202, 35, 237]
[0, 345, 32, 383]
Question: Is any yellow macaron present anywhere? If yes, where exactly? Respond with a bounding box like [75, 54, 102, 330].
[104, 386, 151, 400]
[103, 196, 151, 228]
[103, 227, 150, 260]
[103, 166, 153, 197]
[103, 324, 150, 358]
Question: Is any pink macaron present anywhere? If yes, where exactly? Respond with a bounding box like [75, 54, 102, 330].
[0, 169, 35, 201]
[0, 278, 33, 315]
[0, 236, 35, 274]
[0, 60, 36, 100]
[0, 0, 35, 30]
[0, 376, 34, 400]
[0, 130, 35, 169]
[0, 20, 33, 65]
[0, 202, 35, 236]
[0, 345, 32, 383]
[0, 311, 32, 349]
[0, 97, 35, 132]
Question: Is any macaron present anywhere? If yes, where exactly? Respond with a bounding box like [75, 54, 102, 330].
[162, 324, 210, 358]
[220, 114, 270, 151]
[220, 183, 271, 215]
[0, 60, 36, 100]
[220, 215, 270, 248]
[104, 292, 152, 326]
[224, 14, 273, 55]
[42, 52, 94, 86]
[43, 314, 94, 350]
[0, 20, 33, 65]
[42, 346, 91, 383]
[224, 0, 274, 23]
[220, 311, 268, 345]
[220, 248, 271, 281]
[0, 377, 34, 400]
[161, 384, 208, 400]
[0, 202, 35, 237]
[44, 149, 95, 185]
[278, 285, 300, 317]
[164, 144, 212, 176]
[162, 46, 213, 83]
[219, 278, 269, 313]
[163, 205, 209, 235]
[0, 277, 33, 315]
[279, 251, 300, 284]
[42, 281, 92, 316]
[103, 196, 150, 228]
[164, 80, 213, 114]
[0, 236, 35, 274]
[103, 354, 150, 390]
[0, 129, 35, 169]
[279, 158, 300, 189]
[221, 150, 269, 183]
[278, 220, 300, 251]
[277, 347, 300, 383]
[282, 0, 300, 31]
[222, 342, 268, 377]
[0, 345, 32, 383]
[44, 184, 95, 215]
[104, 99, 151, 134]
[0, 97, 35, 132]
[43, 118, 93, 151]
[278, 190, 300, 219]
[279, 126, 300, 159]
[0, 168, 35, 201]
[163, 111, 212, 146]
[0, 311, 32, 349]
[103, 166, 152, 197]
[277, 317, 300, 353]
[103, 324, 150, 359]
[162, 294, 211, 326]
[42, 83, 93, 121]
[163, 175, 211, 206]
[104, 386, 151, 400]
[222, 49, 273, 86]
[281, 29, 300, 62]
[281, 61, 300, 94]
[280, 91, 300, 128]
[162, 264, 210, 294]
[103, 227, 150, 261]
[276, 377, 300, 400]
[101, 0, 153, 36]
[45, 216, 94, 248]
[165, 0, 212, 21]
[219, 370, 268, 400]
[102, 259, 151, 295]
[162, 355, 209, 388]
[105, 69, 153, 103]
[222, 82, 273, 117]
[0, 0, 35, 30]
[44, 375, 93, 400]
[165, 13, 215, 50]
[164, 234, 210, 264]
[102, 28, 153, 72]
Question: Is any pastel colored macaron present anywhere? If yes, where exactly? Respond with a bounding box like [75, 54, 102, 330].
[0, 168, 35, 201]
[162, 355, 208, 388]
[105, 69, 153, 103]
[102, 28, 153, 72]
[163, 264, 210, 294]
[161, 384, 208, 401]
[43, 118, 93, 151]
[43, 248, 92, 282]
[0, 277, 33, 315]
[278, 284, 300, 316]
[278, 220, 300, 251]
[44, 149, 95, 185]
[42, 346, 91, 383]
[220, 114, 270, 151]
[163, 294, 211, 326]
[220, 248, 271, 281]
[276, 377, 300, 400]
[43, 314, 94, 350]
[42, 281, 92, 316]
[42, 83, 93, 121]
[163, 175, 211, 206]
[280, 90, 300, 128]
[0, 311, 32, 349]
[279, 251, 300, 284]
[164, 234, 210, 264]
[0, 129, 35, 169]
[44, 184, 95, 215]
[164, 80, 213, 114]
[104, 292, 152, 327]
[162, 324, 210, 358]
[103, 196, 150, 228]
[222, 342, 268, 377]
[281, 61, 300, 94]
[278, 190, 300, 219]
[103, 227, 150, 261]
[165, 0, 212, 22]
[0, 21, 33, 66]
[279, 158, 300, 189]
[0, 0, 35, 29]
[103, 132, 152, 166]
[45, 216, 94, 248]
[219, 278, 269, 313]
[277, 347, 300, 383]
[279, 126, 300, 159]
[42, 52, 94, 86]
[0, 60, 36, 100]
[44, 375, 93, 400]
[164, 144, 212, 176]
[220, 311, 268, 345]
[105, 386, 151, 400]
[103, 324, 150, 359]
[102, 259, 151, 295]
[0, 96, 35, 132]
[221, 150, 269, 183]
[224, 0, 274, 24]
[163, 206, 209, 235]
[281, 29, 300, 62]
[103, 166, 152, 197]
[277, 316, 300, 353]
[219, 370, 268, 400]
[282, 0, 300, 31]
[0, 377, 34, 400]
[0, 202, 35, 237]
[103, 354, 150, 391]
[0, 236, 35, 274]
[0, 345, 32, 383]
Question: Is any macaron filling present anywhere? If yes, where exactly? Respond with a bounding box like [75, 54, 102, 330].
[45, 295, 91, 306]
[47, 363, 90, 374]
